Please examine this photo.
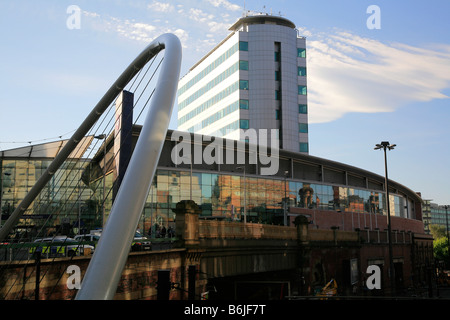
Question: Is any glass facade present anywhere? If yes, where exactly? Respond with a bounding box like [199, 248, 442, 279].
[1, 157, 411, 241]
[0, 158, 98, 240]
[131, 169, 408, 237]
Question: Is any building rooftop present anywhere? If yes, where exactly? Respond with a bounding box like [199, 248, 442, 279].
[228, 14, 296, 31]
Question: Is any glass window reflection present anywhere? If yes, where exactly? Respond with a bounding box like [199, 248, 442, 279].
[136, 169, 409, 233]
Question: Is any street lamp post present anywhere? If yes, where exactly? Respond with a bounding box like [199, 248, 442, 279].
[374, 141, 396, 296]
[94, 134, 106, 228]
[237, 166, 246, 224]
[445, 205, 450, 269]
[284, 170, 289, 226]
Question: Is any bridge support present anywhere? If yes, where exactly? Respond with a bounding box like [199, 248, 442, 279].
[294, 215, 309, 296]
[173, 200, 201, 247]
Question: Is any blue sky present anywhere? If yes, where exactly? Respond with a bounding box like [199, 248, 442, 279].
[0, 0, 449, 205]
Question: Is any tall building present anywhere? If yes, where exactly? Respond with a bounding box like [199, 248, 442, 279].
[422, 200, 450, 235]
[177, 14, 309, 153]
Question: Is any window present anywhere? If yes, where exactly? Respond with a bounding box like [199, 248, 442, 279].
[239, 119, 249, 129]
[298, 67, 307, 76]
[275, 110, 280, 120]
[239, 60, 249, 70]
[298, 85, 307, 95]
[299, 104, 308, 114]
[275, 90, 281, 100]
[299, 143, 309, 153]
[239, 80, 249, 90]
[275, 70, 281, 81]
[299, 123, 308, 133]
[274, 52, 280, 62]
[297, 48, 306, 58]
[239, 99, 249, 109]
[239, 41, 248, 51]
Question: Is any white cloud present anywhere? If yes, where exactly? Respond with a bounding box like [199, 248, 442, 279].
[189, 8, 215, 23]
[205, 0, 241, 11]
[80, 7, 450, 125]
[147, 1, 174, 12]
[306, 30, 450, 123]
[81, 11, 189, 47]
[79, 0, 243, 55]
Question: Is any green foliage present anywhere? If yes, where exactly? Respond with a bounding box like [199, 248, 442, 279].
[430, 224, 447, 239]
[431, 224, 450, 264]
[434, 237, 449, 262]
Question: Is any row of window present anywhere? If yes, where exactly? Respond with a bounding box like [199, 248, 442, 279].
[178, 81, 239, 126]
[178, 42, 240, 96]
[186, 100, 307, 133]
[187, 100, 240, 133]
[179, 61, 240, 110]
[178, 42, 305, 99]
[216, 120, 239, 136]
[276, 48, 307, 61]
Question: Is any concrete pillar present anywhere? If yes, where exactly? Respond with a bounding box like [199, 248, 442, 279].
[294, 214, 309, 244]
[173, 200, 200, 247]
[294, 215, 309, 295]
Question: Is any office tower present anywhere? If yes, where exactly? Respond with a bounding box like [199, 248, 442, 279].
[177, 15, 308, 153]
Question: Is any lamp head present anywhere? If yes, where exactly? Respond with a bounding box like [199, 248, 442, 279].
[374, 141, 396, 150]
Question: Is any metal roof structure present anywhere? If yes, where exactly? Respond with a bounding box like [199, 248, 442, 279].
[0, 136, 94, 159]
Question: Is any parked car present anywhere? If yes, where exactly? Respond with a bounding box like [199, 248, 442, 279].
[74, 234, 101, 244]
[32, 236, 95, 257]
[132, 231, 152, 251]
[80, 230, 152, 252]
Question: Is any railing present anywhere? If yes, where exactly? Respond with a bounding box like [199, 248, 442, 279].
[308, 229, 359, 242]
[356, 229, 413, 244]
[0, 242, 94, 262]
[198, 220, 297, 240]
[198, 220, 416, 245]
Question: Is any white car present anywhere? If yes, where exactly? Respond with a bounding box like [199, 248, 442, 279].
[80, 230, 152, 251]
[32, 236, 95, 257]
[74, 234, 101, 243]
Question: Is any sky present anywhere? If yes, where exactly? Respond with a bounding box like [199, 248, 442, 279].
[0, 0, 449, 205]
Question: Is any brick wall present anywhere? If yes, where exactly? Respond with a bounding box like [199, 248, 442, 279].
[289, 207, 425, 233]
[0, 249, 192, 300]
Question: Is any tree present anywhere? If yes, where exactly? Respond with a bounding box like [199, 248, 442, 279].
[434, 237, 449, 263]
[430, 224, 447, 239]
[430, 224, 450, 268]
